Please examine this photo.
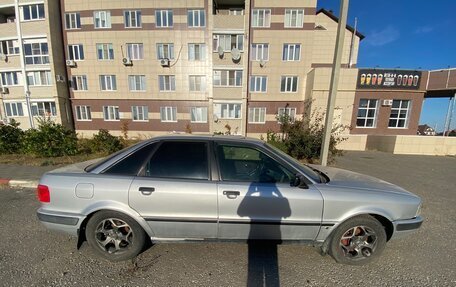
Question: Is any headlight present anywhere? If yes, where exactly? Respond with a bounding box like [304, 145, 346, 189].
[415, 203, 422, 217]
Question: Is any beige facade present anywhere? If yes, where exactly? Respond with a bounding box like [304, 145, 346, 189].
[0, 0, 72, 129]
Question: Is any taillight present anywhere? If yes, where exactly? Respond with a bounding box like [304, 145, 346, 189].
[37, 184, 50, 203]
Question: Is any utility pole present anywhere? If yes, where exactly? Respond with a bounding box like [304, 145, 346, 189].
[320, 0, 349, 166]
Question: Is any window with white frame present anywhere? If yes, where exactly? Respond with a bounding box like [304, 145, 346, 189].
[68, 44, 84, 61]
[132, 106, 148, 121]
[94, 11, 111, 28]
[126, 43, 143, 60]
[213, 34, 243, 51]
[284, 9, 304, 28]
[22, 4, 45, 21]
[250, 43, 269, 61]
[278, 107, 297, 121]
[389, 100, 411, 128]
[158, 75, 175, 91]
[96, 43, 114, 60]
[5, 102, 24, 117]
[189, 75, 206, 92]
[356, 99, 378, 127]
[248, 107, 266, 124]
[155, 10, 173, 27]
[65, 13, 81, 29]
[156, 44, 174, 59]
[282, 44, 301, 61]
[3, 40, 20, 55]
[71, 75, 88, 91]
[252, 9, 271, 27]
[24, 41, 49, 64]
[75, 105, 92, 121]
[0, 71, 21, 86]
[280, 76, 298, 92]
[160, 106, 177, 122]
[128, 75, 146, 91]
[190, 107, 207, 123]
[249, 76, 267, 92]
[188, 44, 205, 61]
[124, 10, 141, 28]
[214, 103, 241, 119]
[188, 10, 205, 27]
[103, 106, 119, 121]
[213, 70, 243, 87]
[31, 102, 56, 117]
[100, 75, 117, 91]
[27, 71, 52, 86]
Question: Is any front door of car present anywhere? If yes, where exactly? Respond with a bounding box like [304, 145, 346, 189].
[128, 141, 217, 240]
[215, 143, 324, 241]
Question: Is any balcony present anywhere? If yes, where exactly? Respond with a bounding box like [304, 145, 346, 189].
[0, 6, 17, 38]
[213, 14, 244, 30]
[213, 0, 245, 30]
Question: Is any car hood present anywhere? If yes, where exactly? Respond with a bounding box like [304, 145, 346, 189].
[47, 158, 102, 174]
[309, 164, 416, 197]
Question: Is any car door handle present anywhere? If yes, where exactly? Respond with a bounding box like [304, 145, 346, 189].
[223, 190, 240, 199]
[139, 187, 155, 195]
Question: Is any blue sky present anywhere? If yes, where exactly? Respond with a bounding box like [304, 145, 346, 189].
[317, 0, 456, 131]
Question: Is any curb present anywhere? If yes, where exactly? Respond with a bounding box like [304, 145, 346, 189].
[0, 178, 38, 189]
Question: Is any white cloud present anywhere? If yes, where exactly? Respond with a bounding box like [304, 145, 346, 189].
[365, 25, 400, 47]
[414, 25, 434, 34]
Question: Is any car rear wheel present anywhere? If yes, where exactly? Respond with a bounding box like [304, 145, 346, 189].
[86, 211, 146, 261]
[329, 215, 386, 265]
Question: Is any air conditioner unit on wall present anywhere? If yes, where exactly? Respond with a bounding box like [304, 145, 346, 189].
[382, 99, 393, 106]
[122, 57, 132, 66]
[66, 59, 76, 67]
[1, 87, 9, 94]
[160, 58, 170, 67]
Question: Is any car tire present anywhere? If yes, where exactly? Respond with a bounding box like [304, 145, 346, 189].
[85, 210, 146, 262]
[329, 215, 386, 265]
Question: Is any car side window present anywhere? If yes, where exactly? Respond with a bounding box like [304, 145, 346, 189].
[145, 141, 209, 180]
[217, 144, 294, 183]
[103, 143, 157, 176]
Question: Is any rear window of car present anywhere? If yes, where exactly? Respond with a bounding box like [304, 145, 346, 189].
[102, 143, 158, 176]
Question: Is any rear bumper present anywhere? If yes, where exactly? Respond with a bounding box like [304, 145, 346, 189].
[37, 208, 85, 236]
[391, 216, 423, 239]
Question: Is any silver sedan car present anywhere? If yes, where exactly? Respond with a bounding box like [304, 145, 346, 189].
[36, 135, 422, 265]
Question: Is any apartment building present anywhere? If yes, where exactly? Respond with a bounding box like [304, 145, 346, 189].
[0, 0, 71, 129]
[59, 0, 362, 138]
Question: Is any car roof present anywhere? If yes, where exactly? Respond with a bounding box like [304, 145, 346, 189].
[144, 134, 265, 145]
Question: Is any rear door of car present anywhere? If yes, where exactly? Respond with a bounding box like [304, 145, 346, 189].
[128, 140, 218, 240]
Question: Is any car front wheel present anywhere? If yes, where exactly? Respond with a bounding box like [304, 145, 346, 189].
[86, 211, 146, 261]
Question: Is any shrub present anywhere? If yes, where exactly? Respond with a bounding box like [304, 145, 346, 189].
[87, 129, 124, 155]
[0, 120, 24, 154]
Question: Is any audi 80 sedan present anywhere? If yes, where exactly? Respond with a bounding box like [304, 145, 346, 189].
[36, 135, 422, 265]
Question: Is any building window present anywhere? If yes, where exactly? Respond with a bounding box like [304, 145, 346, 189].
[188, 10, 205, 27]
[68, 44, 84, 61]
[251, 43, 269, 61]
[278, 107, 297, 121]
[1, 40, 20, 55]
[188, 44, 205, 61]
[22, 4, 45, 21]
[280, 76, 298, 92]
[103, 106, 119, 121]
[356, 99, 378, 128]
[252, 9, 271, 27]
[27, 71, 52, 86]
[389, 100, 411, 128]
[249, 76, 267, 92]
[128, 75, 146, 91]
[71, 75, 88, 91]
[126, 43, 143, 60]
[213, 70, 243, 87]
[189, 75, 206, 92]
[100, 75, 117, 91]
[214, 103, 241, 119]
[282, 44, 301, 61]
[96, 43, 114, 60]
[213, 34, 243, 51]
[190, 107, 207, 123]
[155, 10, 173, 27]
[124, 10, 141, 28]
[156, 44, 174, 59]
[132, 106, 148, 121]
[31, 102, 56, 117]
[24, 41, 49, 64]
[159, 75, 176, 91]
[248, 107, 266, 124]
[160, 106, 177, 122]
[65, 13, 81, 29]
[5, 102, 24, 117]
[94, 11, 111, 28]
[284, 9, 304, 28]
[0, 71, 21, 86]
[75, 106, 92, 121]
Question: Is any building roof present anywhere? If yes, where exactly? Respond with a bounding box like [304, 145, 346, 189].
[317, 8, 365, 40]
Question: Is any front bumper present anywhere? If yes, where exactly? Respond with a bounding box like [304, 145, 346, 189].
[391, 216, 423, 239]
[37, 208, 85, 236]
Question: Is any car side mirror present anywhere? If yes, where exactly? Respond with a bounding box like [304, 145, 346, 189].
[291, 174, 309, 189]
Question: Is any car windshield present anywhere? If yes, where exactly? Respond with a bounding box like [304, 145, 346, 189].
[264, 143, 322, 183]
